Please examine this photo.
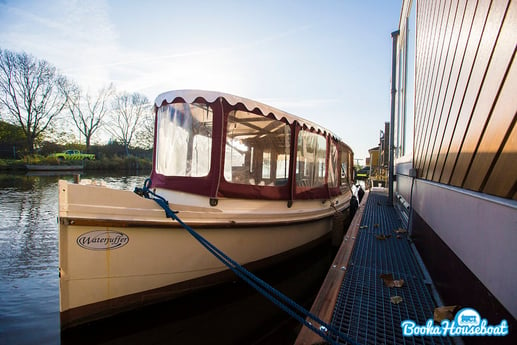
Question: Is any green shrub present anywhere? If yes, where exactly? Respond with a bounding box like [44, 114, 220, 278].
[0, 159, 26, 170]
[0, 154, 152, 172]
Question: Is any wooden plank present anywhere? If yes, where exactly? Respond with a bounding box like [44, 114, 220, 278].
[415, 0, 446, 171]
[414, 0, 434, 136]
[414, 0, 437, 164]
[421, 0, 457, 179]
[427, 0, 467, 180]
[463, 1, 517, 191]
[294, 191, 369, 345]
[418, 0, 452, 175]
[439, 0, 492, 184]
[483, 117, 517, 199]
[450, 0, 511, 187]
[432, 0, 478, 181]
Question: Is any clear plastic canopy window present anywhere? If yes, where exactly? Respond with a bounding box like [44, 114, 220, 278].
[224, 110, 290, 186]
[329, 142, 338, 187]
[155, 103, 213, 177]
[296, 131, 327, 188]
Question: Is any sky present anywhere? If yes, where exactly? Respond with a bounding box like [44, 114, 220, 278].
[0, 0, 402, 162]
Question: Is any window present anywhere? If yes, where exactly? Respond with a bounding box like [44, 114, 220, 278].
[338, 149, 351, 193]
[404, 3, 416, 157]
[224, 110, 290, 186]
[262, 151, 271, 179]
[155, 103, 213, 177]
[296, 131, 327, 188]
[396, 2, 416, 158]
[276, 154, 289, 179]
[328, 142, 338, 187]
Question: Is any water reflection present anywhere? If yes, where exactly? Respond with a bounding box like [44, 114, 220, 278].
[0, 173, 149, 345]
[0, 174, 61, 345]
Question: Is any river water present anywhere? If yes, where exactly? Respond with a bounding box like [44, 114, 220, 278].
[0, 172, 334, 345]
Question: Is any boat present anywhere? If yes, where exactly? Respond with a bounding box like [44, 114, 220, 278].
[58, 90, 354, 328]
[392, 0, 516, 327]
[26, 164, 83, 171]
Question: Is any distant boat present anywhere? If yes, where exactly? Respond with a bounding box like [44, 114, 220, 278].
[58, 90, 355, 328]
[26, 164, 83, 171]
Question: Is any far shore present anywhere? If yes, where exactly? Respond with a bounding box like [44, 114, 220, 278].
[0, 157, 152, 172]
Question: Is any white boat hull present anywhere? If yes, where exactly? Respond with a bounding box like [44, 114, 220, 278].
[58, 180, 349, 327]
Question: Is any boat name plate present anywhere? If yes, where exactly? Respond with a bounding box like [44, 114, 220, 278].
[77, 230, 129, 250]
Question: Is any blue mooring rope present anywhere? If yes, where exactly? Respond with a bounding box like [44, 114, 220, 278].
[134, 178, 360, 345]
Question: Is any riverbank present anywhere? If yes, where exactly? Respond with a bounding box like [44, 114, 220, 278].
[0, 156, 152, 172]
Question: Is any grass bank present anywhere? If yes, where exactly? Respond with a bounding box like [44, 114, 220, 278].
[83, 156, 152, 172]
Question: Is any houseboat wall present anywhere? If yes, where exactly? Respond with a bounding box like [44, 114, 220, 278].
[393, 0, 516, 323]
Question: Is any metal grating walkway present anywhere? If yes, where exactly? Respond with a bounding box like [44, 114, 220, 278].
[330, 191, 454, 345]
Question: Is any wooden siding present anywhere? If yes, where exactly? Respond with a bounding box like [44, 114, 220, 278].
[413, 0, 517, 200]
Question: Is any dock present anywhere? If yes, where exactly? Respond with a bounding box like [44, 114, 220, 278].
[295, 189, 456, 345]
[25, 164, 83, 171]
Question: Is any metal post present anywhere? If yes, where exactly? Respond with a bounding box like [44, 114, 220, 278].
[388, 30, 399, 205]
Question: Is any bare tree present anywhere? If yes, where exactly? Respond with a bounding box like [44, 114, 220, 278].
[133, 109, 155, 150]
[0, 49, 71, 154]
[67, 83, 114, 152]
[107, 92, 150, 156]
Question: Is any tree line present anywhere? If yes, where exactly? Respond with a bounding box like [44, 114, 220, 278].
[0, 48, 154, 158]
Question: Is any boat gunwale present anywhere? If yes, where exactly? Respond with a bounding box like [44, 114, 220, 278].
[59, 203, 348, 229]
